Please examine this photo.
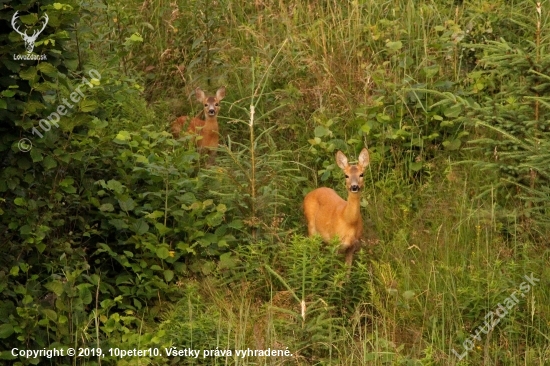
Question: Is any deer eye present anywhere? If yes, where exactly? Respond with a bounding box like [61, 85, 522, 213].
[215, 103, 219, 106]
[360, 174, 364, 177]
[204, 104, 208, 107]
[345, 175, 349, 178]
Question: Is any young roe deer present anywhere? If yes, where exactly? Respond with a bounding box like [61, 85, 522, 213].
[303, 148, 370, 267]
[171, 86, 226, 164]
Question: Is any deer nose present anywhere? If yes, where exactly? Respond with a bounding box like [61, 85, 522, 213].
[350, 185, 360, 192]
[208, 108, 215, 115]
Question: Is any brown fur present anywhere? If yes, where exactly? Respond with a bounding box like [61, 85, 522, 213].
[171, 87, 226, 164]
[303, 148, 370, 267]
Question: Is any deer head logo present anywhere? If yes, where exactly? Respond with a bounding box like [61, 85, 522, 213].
[11, 11, 49, 53]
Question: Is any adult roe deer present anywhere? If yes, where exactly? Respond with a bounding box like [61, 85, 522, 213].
[303, 148, 370, 267]
[171, 86, 226, 164]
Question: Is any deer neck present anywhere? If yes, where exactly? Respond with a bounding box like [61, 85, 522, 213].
[204, 115, 219, 130]
[343, 191, 362, 224]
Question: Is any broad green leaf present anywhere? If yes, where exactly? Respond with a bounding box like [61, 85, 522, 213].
[24, 100, 45, 113]
[314, 126, 331, 138]
[37, 62, 57, 75]
[386, 40, 403, 52]
[80, 99, 98, 112]
[36, 242, 46, 253]
[128, 33, 143, 42]
[0, 324, 14, 339]
[155, 223, 170, 235]
[228, 220, 244, 229]
[219, 252, 237, 269]
[180, 192, 196, 205]
[410, 162, 423, 171]
[45, 280, 65, 296]
[130, 220, 149, 235]
[443, 139, 461, 150]
[22, 295, 33, 305]
[376, 113, 391, 123]
[114, 131, 131, 144]
[443, 104, 462, 118]
[19, 225, 31, 235]
[118, 197, 135, 212]
[41, 309, 58, 321]
[19, 263, 28, 273]
[19, 67, 37, 81]
[59, 177, 76, 193]
[78, 286, 92, 305]
[135, 154, 148, 163]
[14, 197, 26, 206]
[163, 270, 174, 282]
[107, 179, 124, 194]
[145, 211, 164, 219]
[422, 65, 439, 78]
[42, 156, 57, 170]
[19, 14, 38, 24]
[30, 148, 43, 162]
[1, 90, 15, 97]
[58, 177, 74, 187]
[99, 203, 115, 212]
[361, 120, 374, 134]
[109, 219, 128, 230]
[156, 247, 170, 259]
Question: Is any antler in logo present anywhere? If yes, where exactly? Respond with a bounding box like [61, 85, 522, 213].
[11, 11, 49, 53]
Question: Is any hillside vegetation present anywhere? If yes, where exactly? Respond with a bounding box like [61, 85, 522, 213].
[1, 0, 549, 365]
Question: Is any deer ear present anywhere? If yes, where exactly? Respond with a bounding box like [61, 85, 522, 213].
[358, 148, 370, 168]
[216, 87, 226, 100]
[195, 88, 205, 101]
[336, 151, 348, 170]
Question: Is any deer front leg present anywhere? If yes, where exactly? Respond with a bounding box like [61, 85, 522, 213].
[344, 240, 362, 267]
[205, 149, 217, 167]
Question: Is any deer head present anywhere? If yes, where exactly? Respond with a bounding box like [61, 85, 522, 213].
[11, 11, 49, 53]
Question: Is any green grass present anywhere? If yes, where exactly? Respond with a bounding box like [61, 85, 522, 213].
[156, 160, 549, 364]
